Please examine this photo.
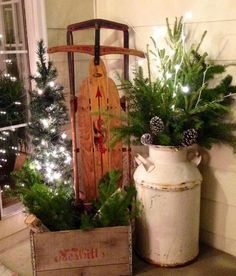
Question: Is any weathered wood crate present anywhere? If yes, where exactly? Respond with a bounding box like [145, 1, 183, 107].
[30, 225, 132, 276]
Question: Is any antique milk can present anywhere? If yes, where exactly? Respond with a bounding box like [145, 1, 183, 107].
[134, 145, 202, 266]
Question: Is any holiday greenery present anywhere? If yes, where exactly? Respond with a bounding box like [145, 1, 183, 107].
[80, 170, 140, 229]
[29, 40, 72, 185]
[12, 160, 78, 231]
[113, 17, 236, 150]
[0, 72, 26, 177]
[7, 40, 140, 232]
[12, 163, 139, 231]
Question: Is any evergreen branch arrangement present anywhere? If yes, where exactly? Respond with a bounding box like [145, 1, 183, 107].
[113, 17, 236, 150]
[12, 160, 78, 231]
[12, 163, 140, 231]
[9, 40, 140, 231]
[80, 170, 140, 229]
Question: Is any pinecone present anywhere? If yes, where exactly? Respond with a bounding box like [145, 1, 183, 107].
[182, 128, 198, 146]
[150, 116, 164, 135]
[141, 133, 153, 145]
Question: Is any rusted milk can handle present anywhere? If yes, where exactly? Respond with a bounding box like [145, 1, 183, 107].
[135, 154, 155, 172]
[187, 149, 202, 166]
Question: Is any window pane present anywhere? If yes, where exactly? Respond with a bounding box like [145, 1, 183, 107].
[0, 0, 29, 177]
[3, 4, 15, 45]
[0, 0, 29, 83]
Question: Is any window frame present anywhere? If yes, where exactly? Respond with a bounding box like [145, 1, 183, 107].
[0, 0, 47, 133]
[24, 0, 47, 77]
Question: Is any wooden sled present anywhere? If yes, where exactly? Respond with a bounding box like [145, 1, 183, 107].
[77, 59, 124, 200]
[48, 19, 145, 203]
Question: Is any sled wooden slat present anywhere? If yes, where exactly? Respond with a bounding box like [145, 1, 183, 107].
[77, 83, 96, 200]
[48, 45, 145, 58]
[78, 60, 123, 201]
[31, 226, 132, 275]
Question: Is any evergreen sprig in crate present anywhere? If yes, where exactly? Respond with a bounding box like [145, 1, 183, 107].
[30, 225, 132, 276]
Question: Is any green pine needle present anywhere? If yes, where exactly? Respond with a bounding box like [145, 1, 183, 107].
[111, 17, 236, 151]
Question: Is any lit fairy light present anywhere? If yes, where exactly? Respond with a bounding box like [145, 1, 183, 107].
[37, 89, 43, 95]
[49, 81, 55, 87]
[166, 72, 172, 79]
[0, 34, 3, 39]
[65, 156, 72, 164]
[184, 11, 193, 21]
[40, 118, 50, 128]
[36, 163, 42, 170]
[50, 128, 56, 133]
[46, 173, 52, 181]
[53, 172, 61, 180]
[5, 59, 12, 64]
[61, 133, 67, 139]
[4, 73, 10, 78]
[47, 105, 54, 111]
[46, 171, 61, 182]
[0, 111, 6, 115]
[41, 140, 46, 146]
[10, 77, 16, 82]
[14, 101, 21, 105]
[34, 160, 42, 170]
[31, 161, 37, 169]
[46, 167, 52, 174]
[182, 85, 190, 93]
[49, 162, 56, 169]
[175, 64, 181, 71]
[59, 146, 65, 152]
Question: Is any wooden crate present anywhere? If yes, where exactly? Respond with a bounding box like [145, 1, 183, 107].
[30, 225, 132, 276]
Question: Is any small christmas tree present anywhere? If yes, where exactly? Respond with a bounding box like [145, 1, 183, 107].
[113, 17, 236, 150]
[29, 40, 72, 185]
